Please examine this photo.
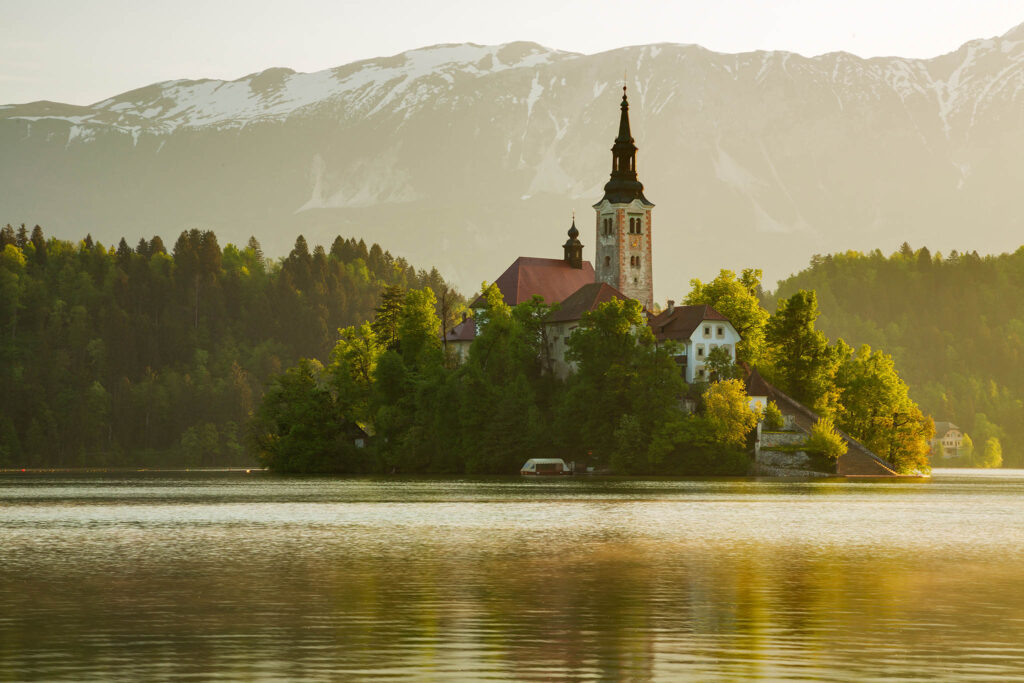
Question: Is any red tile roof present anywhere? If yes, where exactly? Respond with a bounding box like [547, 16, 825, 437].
[548, 282, 631, 323]
[472, 257, 595, 308]
[647, 304, 729, 342]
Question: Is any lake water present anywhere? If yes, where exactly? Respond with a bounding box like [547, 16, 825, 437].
[2, 469, 1024, 681]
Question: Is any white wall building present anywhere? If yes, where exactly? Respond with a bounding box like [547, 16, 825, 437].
[647, 302, 742, 383]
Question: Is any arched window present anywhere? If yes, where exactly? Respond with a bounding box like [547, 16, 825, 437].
[604, 256, 611, 267]
[636, 216, 643, 234]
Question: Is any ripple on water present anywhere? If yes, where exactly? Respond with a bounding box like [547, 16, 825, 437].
[2, 471, 1024, 680]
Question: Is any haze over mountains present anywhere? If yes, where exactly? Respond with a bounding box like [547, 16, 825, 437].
[2, 23, 1023, 299]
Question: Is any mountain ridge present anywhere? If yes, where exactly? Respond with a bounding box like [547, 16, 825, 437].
[2, 24, 1023, 298]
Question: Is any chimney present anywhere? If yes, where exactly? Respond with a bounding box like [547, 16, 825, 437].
[667, 300, 675, 313]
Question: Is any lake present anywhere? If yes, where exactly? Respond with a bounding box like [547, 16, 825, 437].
[2, 469, 1023, 681]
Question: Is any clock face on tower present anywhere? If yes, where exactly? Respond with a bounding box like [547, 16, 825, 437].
[630, 236, 640, 248]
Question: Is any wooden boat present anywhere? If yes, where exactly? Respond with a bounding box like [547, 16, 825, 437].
[520, 458, 572, 475]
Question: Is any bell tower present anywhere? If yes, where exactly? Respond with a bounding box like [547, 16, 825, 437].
[593, 86, 654, 309]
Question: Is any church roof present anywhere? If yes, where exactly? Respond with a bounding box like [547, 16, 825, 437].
[547, 282, 630, 323]
[472, 256, 595, 308]
[648, 304, 730, 342]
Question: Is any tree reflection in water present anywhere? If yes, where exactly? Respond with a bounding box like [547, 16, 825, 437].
[1, 471, 1022, 680]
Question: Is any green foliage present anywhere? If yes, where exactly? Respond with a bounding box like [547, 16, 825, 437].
[770, 245, 1022, 467]
[685, 268, 769, 365]
[254, 287, 755, 476]
[959, 433, 975, 461]
[977, 437, 1003, 468]
[646, 416, 751, 475]
[371, 285, 405, 352]
[0, 225, 462, 468]
[561, 298, 684, 468]
[764, 290, 841, 414]
[248, 359, 374, 473]
[763, 401, 785, 431]
[804, 417, 848, 461]
[833, 343, 932, 474]
[459, 287, 554, 473]
[703, 379, 758, 449]
[705, 345, 741, 382]
[397, 287, 442, 365]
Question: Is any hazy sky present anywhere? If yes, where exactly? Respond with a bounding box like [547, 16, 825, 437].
[1, 0, 1021, 105]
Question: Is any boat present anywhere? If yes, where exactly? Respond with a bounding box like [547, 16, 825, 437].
[520, 458, 572, 475]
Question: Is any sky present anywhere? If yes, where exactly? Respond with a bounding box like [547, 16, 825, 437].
[1, 0, 1022, 105]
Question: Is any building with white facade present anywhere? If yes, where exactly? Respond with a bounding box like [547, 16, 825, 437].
[647, 302, 741, 383]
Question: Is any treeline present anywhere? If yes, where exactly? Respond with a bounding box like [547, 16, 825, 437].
[769, 244, 1023, 467]
[251, 270, 932, 476]
[0, 224, 463, 468]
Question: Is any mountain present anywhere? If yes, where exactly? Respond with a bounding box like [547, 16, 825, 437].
[3, 26, 1024, 299]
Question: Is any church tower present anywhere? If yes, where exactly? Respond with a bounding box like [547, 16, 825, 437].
[593, 86, 654, 309]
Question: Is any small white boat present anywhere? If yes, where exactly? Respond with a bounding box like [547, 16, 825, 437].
[520, 458, 572, 475]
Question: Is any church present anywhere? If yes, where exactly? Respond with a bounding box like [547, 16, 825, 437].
[449, 86, 740, 381]
[444, 86, 902, 477]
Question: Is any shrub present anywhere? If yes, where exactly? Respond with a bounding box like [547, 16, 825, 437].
[805, 416, 848, 460]
[763, 400, 784, 431]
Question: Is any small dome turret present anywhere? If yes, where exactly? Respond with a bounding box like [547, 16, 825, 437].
[562, 214, 583, 269]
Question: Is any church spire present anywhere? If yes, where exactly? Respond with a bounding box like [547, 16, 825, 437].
[601, 86, 651, 205]
[616, 85, 634, 145]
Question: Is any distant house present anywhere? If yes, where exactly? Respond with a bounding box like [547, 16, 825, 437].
[648, 302, 741, 383]
[544, 282, 631, 378]
[443, 312, 475, 363]
[931, 421, 965, 458]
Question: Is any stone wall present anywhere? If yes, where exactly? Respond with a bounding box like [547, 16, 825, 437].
[760, 431, 806, 448]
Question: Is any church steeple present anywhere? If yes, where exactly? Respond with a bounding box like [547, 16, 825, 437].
[562, 213, 583, 269]
[601, 86, 650, 205]
[592, 85, 654, 310]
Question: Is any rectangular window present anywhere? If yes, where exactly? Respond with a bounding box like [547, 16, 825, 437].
[716, 326, 725, 338]
[696, 344, 705, 358]
[703, 326, 711, 338]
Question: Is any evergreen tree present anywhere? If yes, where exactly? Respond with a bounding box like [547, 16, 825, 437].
[371, 285, 406, 351]
[765, 290, 840, 414]
[0, 225, 15, 248]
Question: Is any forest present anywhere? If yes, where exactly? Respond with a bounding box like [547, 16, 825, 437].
[0, 224, 463, 468]
[249, 269, 933, 476]
[769, 244, 1022, 468]
[1, 222, 957, 474]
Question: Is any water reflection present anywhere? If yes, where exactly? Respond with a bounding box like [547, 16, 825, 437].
[1, 471, 1023, 680]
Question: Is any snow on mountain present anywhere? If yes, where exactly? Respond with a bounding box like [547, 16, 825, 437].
[2, 26, 1024, 299]
[12, 42, 573, 136]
